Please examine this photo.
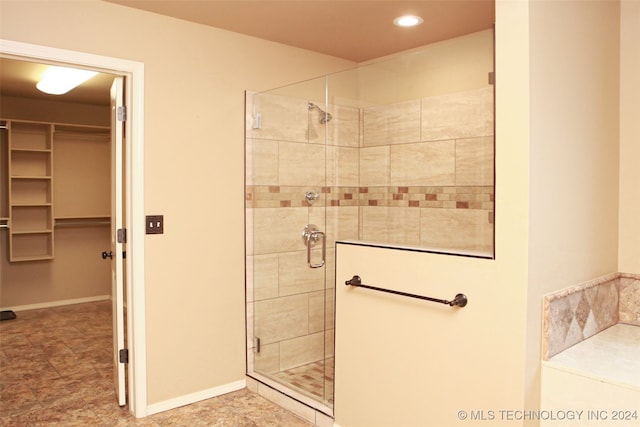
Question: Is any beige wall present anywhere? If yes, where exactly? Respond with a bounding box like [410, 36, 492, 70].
[525, 0, 621, 418]
[2, 0, 635, 422]
[334, 1, 531, 424]
[619, 0, 640, 273]
[357, 30, 494, 105]
[0, 0, 354, 406]
[336, 1, 629, 425]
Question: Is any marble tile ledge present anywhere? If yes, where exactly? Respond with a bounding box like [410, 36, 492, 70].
[542, 324, 640, 392]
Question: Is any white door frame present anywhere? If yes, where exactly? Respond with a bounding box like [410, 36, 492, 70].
[0, 39, 148, 418]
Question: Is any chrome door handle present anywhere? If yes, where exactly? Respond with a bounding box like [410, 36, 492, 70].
[302, 224, 325, 268]
[307, 230, 325, 268]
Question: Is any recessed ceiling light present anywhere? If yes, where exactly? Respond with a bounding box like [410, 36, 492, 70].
[393, 15, 424, 27]
[36, 66, 98, 95]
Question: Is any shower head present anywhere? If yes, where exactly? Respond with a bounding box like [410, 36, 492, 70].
[308, 102, 332, 124]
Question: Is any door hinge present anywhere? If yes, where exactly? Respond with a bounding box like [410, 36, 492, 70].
[253, 337, 261, 353]
[488, 71, 495, 85]
[117, 106, 127, 122]
[119, 349, 129, 364]
[117, 228, 127, 244]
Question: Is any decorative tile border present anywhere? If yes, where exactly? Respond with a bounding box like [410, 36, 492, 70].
[246, 185, 494, 211]
[620, 273, 640, 326]
[542, 272, 640, 360]
[543, 273, 619, 360]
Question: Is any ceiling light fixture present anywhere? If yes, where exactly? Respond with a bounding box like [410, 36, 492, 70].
[36, 66, 98, 95]
[393, 15, 424, 27]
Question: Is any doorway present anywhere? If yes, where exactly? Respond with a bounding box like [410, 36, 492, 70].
[0, 39, 147, 418]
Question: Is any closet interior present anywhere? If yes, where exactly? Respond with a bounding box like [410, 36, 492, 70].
[0, 62, 113, 309]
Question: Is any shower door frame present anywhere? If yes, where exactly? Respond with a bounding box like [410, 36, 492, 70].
[245, 85, 335, 416]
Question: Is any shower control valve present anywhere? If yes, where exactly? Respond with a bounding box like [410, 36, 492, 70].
[305, 191, 319, 204]
[302, 224, 322, 247]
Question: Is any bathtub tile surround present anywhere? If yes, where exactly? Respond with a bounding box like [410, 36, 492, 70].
[543, 272, 640, 359]
[620, 274, 640, 326]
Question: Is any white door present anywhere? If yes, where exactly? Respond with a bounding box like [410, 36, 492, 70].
[110, 76, 126, 406]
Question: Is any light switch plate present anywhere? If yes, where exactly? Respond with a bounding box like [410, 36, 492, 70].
[146, 215, 164, 234]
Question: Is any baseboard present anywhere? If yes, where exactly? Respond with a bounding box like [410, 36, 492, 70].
[1, 295, 111, 312]
[146, 379, 247, 416]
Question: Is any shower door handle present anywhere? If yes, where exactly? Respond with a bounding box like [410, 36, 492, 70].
[302, 225, 325, 268]
[307, 230, 325, 268]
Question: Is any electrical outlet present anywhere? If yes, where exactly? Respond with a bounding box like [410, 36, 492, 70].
[146, 215, 164, 234]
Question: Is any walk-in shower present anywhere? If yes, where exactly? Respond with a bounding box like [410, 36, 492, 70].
[245, 29, 495, 416]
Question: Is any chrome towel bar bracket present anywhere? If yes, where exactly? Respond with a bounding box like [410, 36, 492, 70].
[345, 275, 468, 308]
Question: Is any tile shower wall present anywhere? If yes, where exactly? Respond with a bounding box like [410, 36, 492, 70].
[542, 272, 640, 360]
[360, 87, 494, 253]
[246, 86, 494, 376]
[246, 95, 359, 378]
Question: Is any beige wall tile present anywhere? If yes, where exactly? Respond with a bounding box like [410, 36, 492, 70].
[245, 208, 254, 255]
[419, 208, 493, 253]
[456, 137, 495, 186]
[307, 205, 325, 233]
[279, 332, 325, 370]
[390, 141, 456, 186]
[253, 342, 280, 374]
[252, 254, 279, 301]
[246, 301, 254, 349]
[309, 104, 360, 147]
[250, 93, 309, 142]
[252, 207, 308, 254]
[329, 105, 360, 147]
[361, 207, 420, 246]
[360, 146, 390, 186]
[325, 248, 336, 290]
[254, 294, 309, 344]
[619, 278, 640, 326]
[325, 291, 335, 330]
[363, 100, 421, 146]
[279, 141, 326, 187]
[307, 112, 325, 145]
[325, 206, 359, 247]
[279, 251, 325, 296]
[325, 327, 335, 358]
[309, 290, 327, 333]
[326, 146, 359, 187]
[421, 86, 494, 141]
[247, 138, 279, 186]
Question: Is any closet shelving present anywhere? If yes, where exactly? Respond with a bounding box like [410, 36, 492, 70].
[1, 119, 111, 262]
[7, 121, 54, 261]
[0, 122, 8, 236]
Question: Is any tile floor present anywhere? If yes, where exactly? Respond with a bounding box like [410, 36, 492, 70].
[0, 301, 313, 426]
[273, 359, 334, 405]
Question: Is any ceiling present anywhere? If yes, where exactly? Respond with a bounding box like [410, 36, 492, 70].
[105, 0, 495, 62]
[0, 0, 494, 106]
[0, 59, 116, 106]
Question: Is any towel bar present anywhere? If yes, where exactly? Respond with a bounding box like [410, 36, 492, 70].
[345, 275, 467, 307]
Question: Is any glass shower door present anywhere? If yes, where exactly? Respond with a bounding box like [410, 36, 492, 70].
[246, 77, 334, 411]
